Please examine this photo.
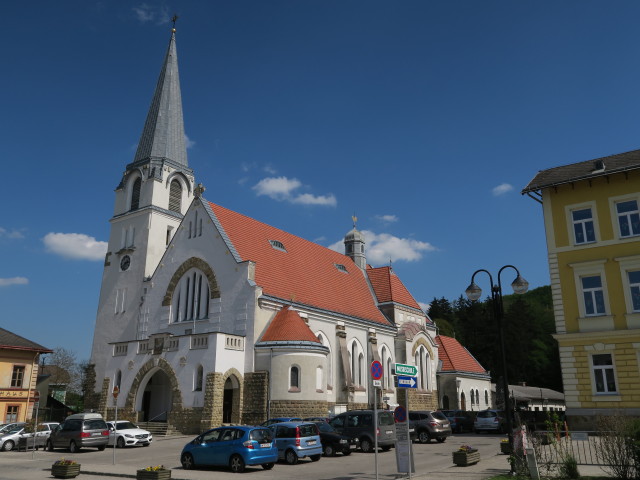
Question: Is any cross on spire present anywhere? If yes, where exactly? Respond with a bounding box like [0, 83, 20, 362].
[171, 14, 179, 32]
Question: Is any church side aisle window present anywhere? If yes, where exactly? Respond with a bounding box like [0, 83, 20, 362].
[172, 269, 210, 322]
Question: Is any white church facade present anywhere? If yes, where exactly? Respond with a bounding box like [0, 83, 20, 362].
[89, 29, 440, 434]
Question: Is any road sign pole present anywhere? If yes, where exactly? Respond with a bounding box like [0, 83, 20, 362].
[406, 391, 412, 480]
[112, 385, 119, 465]
[374, 382, 379, 480]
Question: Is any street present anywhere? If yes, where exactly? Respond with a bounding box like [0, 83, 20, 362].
[0, 432, 510, 480]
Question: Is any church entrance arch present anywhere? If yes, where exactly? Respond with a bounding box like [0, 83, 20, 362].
[222, 375, 240, 424]
[129, 359, 181, 424]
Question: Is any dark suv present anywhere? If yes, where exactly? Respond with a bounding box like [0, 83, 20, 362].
[329, 410, 396, 453]
[47, 413, 109, 452]
[408, 410, 452, 443]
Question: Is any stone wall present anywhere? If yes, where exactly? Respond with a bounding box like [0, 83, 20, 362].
[269, 400, 329, 419]
[201, 372, 224, 431]
[97, 378, 111, 418]
[396, 389, 439, 411]
[242, 371, 268, 425]
[170, 407, 203, 434]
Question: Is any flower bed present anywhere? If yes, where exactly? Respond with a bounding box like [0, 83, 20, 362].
[136, 465, 171, 480]
[51, 459, 80, 479]
[453, 446, 480, 466]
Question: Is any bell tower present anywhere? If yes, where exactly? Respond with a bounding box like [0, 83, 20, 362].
[91, 26, 194, 370]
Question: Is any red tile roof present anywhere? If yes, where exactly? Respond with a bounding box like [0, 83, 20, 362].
[210, 202, 391, 326]
[259, 306, 321, 343]
[435, 335, 487, 374]
[367, 266, 422, 310]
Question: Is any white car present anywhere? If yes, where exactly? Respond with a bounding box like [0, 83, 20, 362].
[107, 421, 152, 447]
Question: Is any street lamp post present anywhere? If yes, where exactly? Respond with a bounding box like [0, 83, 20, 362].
[465, 265, 528, 459]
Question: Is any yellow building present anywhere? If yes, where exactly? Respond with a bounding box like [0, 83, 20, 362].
[523, 152, 640, 429]
[0, 328, 51, 423]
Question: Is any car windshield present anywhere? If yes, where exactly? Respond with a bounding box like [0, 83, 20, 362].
[378, 413, 394, 426]
[432, 411, 447, 421]
[114, 422, 137, 430]
[316, 422, 336, 433]
[297, 424, 318, 437]
[249, 429, 272, 443]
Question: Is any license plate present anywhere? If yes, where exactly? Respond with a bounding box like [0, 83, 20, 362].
[261, 443, 272, 448]
[386, 431, 393, 434]
[307, 440, 316, 445]
[92, 433, 102, 436]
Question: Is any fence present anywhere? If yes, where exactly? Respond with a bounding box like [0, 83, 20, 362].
[530, 430, 604, 466]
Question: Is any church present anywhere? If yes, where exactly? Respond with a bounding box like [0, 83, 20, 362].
[89, 28, 440, 434]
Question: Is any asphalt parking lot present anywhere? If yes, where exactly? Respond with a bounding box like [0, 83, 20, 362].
[0, 432, 516, 480]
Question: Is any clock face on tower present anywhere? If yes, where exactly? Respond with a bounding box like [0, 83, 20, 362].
[120, 255, 131, 271]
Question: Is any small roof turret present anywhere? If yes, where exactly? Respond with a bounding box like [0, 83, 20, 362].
[344, 215, 366, 270]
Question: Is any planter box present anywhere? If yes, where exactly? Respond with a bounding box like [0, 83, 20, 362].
[500, 442, 512, 455]
[51, 463, 81, 479]
[453, 450, 480, 466]
[136, 469, 171, 480]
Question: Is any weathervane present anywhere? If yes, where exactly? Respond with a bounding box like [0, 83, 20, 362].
[171, 14, 179, 32]
[352, 214, 358, 229]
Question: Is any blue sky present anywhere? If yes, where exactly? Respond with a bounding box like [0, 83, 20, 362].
[3, 1, 640, 361]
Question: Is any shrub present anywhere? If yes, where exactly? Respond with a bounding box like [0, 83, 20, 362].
[595, 414, 638, 480]
[558, 454, 579, 479]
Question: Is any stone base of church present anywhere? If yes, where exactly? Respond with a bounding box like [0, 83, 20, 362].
[269, 400, 329, 419]
[396, 389, 439, 411]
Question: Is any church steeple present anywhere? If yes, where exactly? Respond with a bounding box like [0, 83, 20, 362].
[133, 30, 187, 167]
[344, 215, 367, 270]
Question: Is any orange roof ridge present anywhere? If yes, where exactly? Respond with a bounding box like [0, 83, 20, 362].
[435, 335, 487, 375]
[367, 265, 421, 310]
[208, 202, 391, 326]
[260, 306, 321, 343]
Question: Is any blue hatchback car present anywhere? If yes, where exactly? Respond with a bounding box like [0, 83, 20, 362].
[181, 426, 277, 473]
[268, 421, 322, 465]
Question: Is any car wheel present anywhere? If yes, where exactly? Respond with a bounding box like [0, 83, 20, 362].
[97, 445, 106, 451]
[342, 449, 352, 456]
[117, 437, 125, 448]
[46, 440, 54, 452]
[418, 431, 430, 444]
[323, 444, 335, 457]
[181, 452, 195, 470]
[262, 463, 274, 470]
[285, 449, 299, 465]
[69, 441, 78, 453]
[437, 437, 446, 443]
[3, 440, 14, 452]
[310, 454, 321, 462]
[360, 438, 373, 453]
[230, 454, 246, 473]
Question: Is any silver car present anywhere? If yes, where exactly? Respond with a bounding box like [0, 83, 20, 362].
[473, 409, 505, 433]
[0, 426, 27, 451]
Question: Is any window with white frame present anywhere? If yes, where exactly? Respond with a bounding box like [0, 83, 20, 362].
[581, 275, 606, 316]
[381, 346, 392, 390]
[414, 345, 429, 390]
[628, 270, 640, 312]
[317, 333, 332, 389]
[591, 353, 617, 394]
[616, 199, 640, 238]
[171, 268, 210, 322]
[349, 341, 364, 387]
[11, 366, 25, 388]
[572, 208, 596, 244]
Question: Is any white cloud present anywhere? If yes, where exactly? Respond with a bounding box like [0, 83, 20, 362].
[0, 277, 28, 287]
[329, 230, 436, 264]
[43, 233, 108, 261]
[132, 4, 170, 24]
[0, 227, 25, 239]
[252, 176, 337, 207]
[492, 183, 513, 196]
[292, 193, 337, 206]
[375, 214, 398, 224]
[185, 134, 195, 149]
[263, 165, 277, 175]
[253, 177, 302, 200]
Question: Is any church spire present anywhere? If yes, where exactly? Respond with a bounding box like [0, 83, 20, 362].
[133, 28, 187, 167]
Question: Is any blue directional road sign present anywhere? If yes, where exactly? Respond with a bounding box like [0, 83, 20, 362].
[396, 375, 417, 388]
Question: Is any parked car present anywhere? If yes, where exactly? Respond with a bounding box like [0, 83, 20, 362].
[408, 410, 452, 443]
[107, 420, 153, 447]
[181, 425, 277, 473]
[47, 413, 109, 452]
[18, 422, 60, 450]
[313, 421, 357, 456]
[0, 422, 25, 435]
[474, 409, 506, 433]
[268, 421, 322, 465]
[328, 410, 396, 453]
[260, 417, 302, 427]
[442, 410, 475, 433]
[0, 425, 27, 451]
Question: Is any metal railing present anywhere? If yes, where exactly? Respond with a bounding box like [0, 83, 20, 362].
[531, 431, 606, 466]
